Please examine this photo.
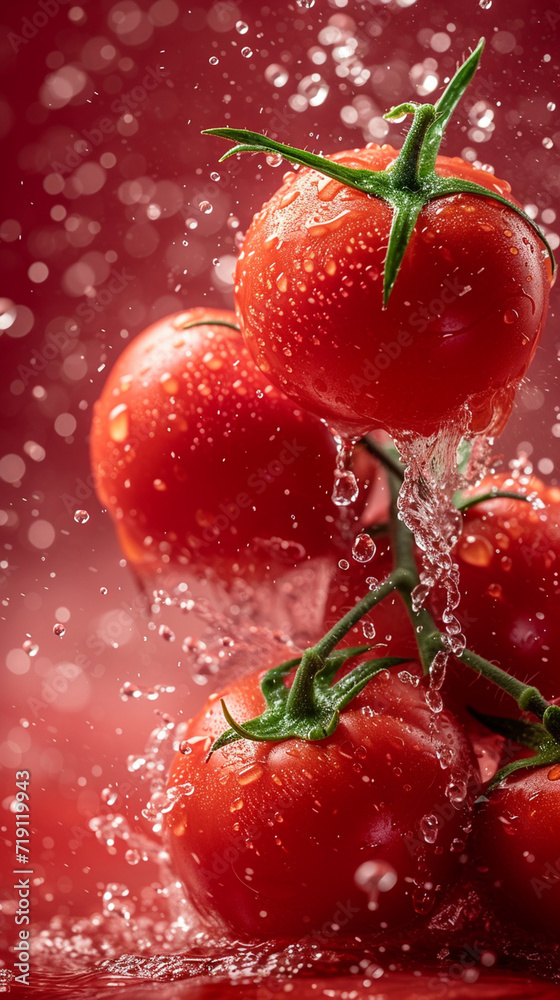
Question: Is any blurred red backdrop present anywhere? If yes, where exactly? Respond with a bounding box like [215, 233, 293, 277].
[0, 0, 559, 989]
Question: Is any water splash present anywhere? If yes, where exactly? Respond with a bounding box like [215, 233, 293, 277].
[332, 435, 359, 506]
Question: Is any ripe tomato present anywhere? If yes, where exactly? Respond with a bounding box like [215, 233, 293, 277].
[165, 664, 479, 939]
[444, 474, 560, 714]
[235, 147, 552, 438]
[91, 309, 370, 587]
[473, 765, 560, 939]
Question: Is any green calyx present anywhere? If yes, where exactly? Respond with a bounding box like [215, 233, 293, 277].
[211, 647, 407, 752]
[204, 37, 556, 306]
[211, 567, 409, 753]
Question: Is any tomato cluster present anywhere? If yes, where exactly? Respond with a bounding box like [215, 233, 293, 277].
[90, 43, 559, 972]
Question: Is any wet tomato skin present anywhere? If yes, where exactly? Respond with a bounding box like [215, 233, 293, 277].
[165, 666, 479, 939]
[90, 308, 367, 583]
[235, 147, 552, 438]
[443, 474, 560, 713]
[473, 766, 560, 939]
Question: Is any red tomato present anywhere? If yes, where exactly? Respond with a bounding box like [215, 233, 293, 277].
[473, 765, 560, 939]
[91, 309, 370, 586]
[444, 474, 560, 713]
[235, 147, 552, 438]
[165, 664, 479, 939]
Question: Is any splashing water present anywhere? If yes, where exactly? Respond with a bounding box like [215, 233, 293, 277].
[395, 420, 488, 701]
[332, 435, 359, 506]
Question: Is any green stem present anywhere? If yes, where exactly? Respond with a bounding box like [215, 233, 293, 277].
[386, 104, 437, 191]
[359, 436, 405, 481]
[315, 573, 402, 662]
[180, 319, 240, 332]
[458, 648, 551, 721]
[285, 570, 401, 718]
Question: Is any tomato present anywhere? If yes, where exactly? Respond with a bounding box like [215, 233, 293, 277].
[164, 664, 479, 939]
[443, 474, 560, 714]
[91, 308, 371, 588]
[473, 765, 560, 939]
[234, 147, 552, 439]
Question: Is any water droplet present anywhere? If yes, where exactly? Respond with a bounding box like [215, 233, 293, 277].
[297, 0, 315, 7]
[265, 63, 288, 88]
[179, 741, 193, 755]
[23, 639, 39, 657]
[425, 687, 443, 713]
[333, 469, 359, 505]
[101, 786, 118, 806]
[125, 848, 141, 865]
[266, 152, 283, 168]
[398, 670, 419, 687]
[199, 201, 213, 214]
[338, 558, 349, 571]
[542, 137, 554, 149]
[209, 56, 219, 66]
[429, 650, 448, 692]
[412, 884, 436, 915]
[238, 764, 264, 786]
[53, 623, 65, 637]
[158, 625, 175, 642]
[74, 508, 89, 524]
[446, 775, 468, 807]
[241, 46, 253, 58]
[108, 403, 129, 442]
[236, 20, 249, 33]
[100, 586, 107, 595]
[210, 172, 220, 182]
[354, 860, 397, 910]
[362, 621, 376, 640]
[419, 814, 439, 844]
[479, 0, 492, 8]
[352, 532, 376, 563]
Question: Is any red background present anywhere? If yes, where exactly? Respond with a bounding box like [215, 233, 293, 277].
[0, 0, 559, 990]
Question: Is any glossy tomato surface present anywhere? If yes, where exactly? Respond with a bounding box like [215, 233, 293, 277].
[235, 147, 552, 438]
[473, 765, 560, 939]
[91, 308, 369, 584]
[165, 665, 479, 939]
[444, 474, 560, 713]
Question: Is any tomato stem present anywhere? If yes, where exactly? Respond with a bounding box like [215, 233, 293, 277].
[359, 436, 405, 481]
[212, 443, 559, 757]
[179, 319, 241, 333]
[386, 104, 437, 192]
[204, 38, 556, 304]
